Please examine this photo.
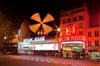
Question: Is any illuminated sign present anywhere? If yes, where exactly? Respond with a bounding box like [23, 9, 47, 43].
[62, 42, 83, 52]
[23, 38, 32, 43]
[61, 35, 85, 41]
[34, 37, 45, 41]
[18, 43, 58, 51]
[33, 44, 58, 50]
[20, 45, 33, 50]
[66, 25, 76, 35]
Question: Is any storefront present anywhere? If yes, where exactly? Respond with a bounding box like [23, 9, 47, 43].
[87, 50, 100, 61]
[58, 34, 86, 58]
[61, 41, 85, 58]
[18, 38, 58, 55]
[90, 52, 100, 61]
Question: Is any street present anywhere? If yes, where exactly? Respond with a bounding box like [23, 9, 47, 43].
[0, 55, 100, 66]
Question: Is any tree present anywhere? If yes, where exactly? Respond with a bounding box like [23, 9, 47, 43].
[0, 10, 12, 43]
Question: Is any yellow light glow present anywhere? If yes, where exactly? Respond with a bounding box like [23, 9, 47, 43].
[58, 28, 60, 31]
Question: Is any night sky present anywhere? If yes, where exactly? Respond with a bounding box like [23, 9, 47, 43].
[1, 0, 99, 36]
[0, 0, 85, 24]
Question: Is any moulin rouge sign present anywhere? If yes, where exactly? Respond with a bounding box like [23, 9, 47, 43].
[61, 35, 86, 41]
[59, 25, 86, 41]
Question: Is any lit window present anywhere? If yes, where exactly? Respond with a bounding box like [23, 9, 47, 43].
[79, 23, 83, 28]
[94, 31, 99, 37]
[95, 40, 99, 46]
[79, 16, 83, 20]
[88, 41, 92, 46]
[73, 17, 77, 22]
[67, 18, 71, 22]
[88, 32, 92, 37]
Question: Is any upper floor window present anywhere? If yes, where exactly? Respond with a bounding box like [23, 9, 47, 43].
[88, 32, 92, 37]
[88, 41, 92, 46]
[73, 17, 77, 22]
[79, 31, 83, 35]
[94, 31, 99, 37]
[63, 19, 66, 24]
[79, 23, 83, 28]
[79, 16, 83, 20]
[95, 40, 99, 46]
[67, 18, 71, 22]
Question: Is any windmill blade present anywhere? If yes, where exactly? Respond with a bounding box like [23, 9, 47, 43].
[30, 13, 41, 22]
[43, 13, 54, 23]
[29, 23, 41, 33]
[42, 24, 53, 34]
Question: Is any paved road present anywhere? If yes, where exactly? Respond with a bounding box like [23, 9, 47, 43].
[0, 55, 100, 66]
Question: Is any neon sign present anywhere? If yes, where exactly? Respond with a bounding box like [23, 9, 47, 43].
[34, 37, 45, 41]
[62, 35, 85, 41]
[66, 25, 76, 35]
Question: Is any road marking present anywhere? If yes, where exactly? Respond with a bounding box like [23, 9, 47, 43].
[45, 59, 51, 63]
[31, 58, 34, 61]
[10, 56, 92, 66]
[57, 60, 67, 65]
[26, 57, 30, 60]
[22, 57, 27, 60]
[40, 58, 45, 62]
[50, 59, 59, 64]
[35, 58, 39, 61]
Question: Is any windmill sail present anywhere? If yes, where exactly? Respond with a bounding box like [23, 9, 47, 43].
[29, 13, 54, 34]
[42, 24, 53, 34]
[43, 13, 54, 23]
[29, 24, 41, 33]
[30, 13, 41, 22]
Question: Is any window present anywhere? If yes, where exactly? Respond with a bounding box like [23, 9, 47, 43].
[79, 31, 83, 35]
[94, 31, 99, 37]
[79, 23, 83, 28]
[79, 16, 83, 20]
[88, 32, 92, 37]
[67, 18, 71, 22]
[88, 41, 92, 46]
[95, 40, 99, 46]
[73, 17, 77, 21]
[63, 19, 66, 24]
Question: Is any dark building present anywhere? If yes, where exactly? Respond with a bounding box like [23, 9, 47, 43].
[86, 0, 100, 27]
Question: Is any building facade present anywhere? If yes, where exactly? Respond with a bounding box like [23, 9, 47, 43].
[59, 4, 100, 58]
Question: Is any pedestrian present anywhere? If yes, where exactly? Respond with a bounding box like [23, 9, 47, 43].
[66, 53, 69, 58]
[72, 52, 75, 59]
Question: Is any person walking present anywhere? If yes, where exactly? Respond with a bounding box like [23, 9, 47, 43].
[66, 53, 69, 59]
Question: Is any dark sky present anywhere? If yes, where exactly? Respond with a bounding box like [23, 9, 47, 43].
[0, 0, 86, 37]
[1, 0, 85, 23]
[1, 0, 100, 36]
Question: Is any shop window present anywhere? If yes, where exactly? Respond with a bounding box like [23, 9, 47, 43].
[73, 17, 77, 22]
[94, 31, 99, 37]
[88, 32, 92, 37]
[88, 41, 92, 46]
[79, 16, 83, 20]
[95, 40, 99, 46]
[67, 18, 71, 22]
